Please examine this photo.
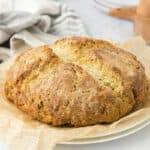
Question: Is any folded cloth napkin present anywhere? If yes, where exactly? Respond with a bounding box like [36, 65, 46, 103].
[0, 0, 88, 62]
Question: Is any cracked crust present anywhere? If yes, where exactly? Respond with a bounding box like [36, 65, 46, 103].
[5, 37, 148, 127]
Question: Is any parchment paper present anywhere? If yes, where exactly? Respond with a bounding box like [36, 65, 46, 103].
[0, 37, 150, 150]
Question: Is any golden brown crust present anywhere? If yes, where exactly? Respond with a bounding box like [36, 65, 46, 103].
[5, 37, 148, 127]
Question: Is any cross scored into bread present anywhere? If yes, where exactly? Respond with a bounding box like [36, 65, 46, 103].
[5, 37, 148, 127]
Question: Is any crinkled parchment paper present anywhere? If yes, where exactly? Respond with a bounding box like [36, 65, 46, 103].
[0, 37, 150, 150]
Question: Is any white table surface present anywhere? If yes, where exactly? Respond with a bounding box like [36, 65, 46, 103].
[60, 0, 134, 42]
[0, 0, 150, 150]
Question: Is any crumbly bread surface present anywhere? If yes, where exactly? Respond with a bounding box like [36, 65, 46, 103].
[5, 37, 148, 127]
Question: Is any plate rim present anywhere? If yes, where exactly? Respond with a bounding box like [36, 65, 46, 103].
[60, 118, 150, 145]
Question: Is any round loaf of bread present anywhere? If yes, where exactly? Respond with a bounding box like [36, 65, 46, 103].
[5, 37, 148, 127]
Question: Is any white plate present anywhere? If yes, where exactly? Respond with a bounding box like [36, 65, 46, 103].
[61, 117, 150, 145]
[104, 0, 138, 7]
[92, 0, 138, 13]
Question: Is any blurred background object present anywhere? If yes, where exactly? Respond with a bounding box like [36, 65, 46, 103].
[93, 0, 138, 13]
[0, 0, 14, 12]
[109, 0, 150, 44]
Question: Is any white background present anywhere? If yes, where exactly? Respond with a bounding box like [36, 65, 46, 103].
[0, 0, 150, 150]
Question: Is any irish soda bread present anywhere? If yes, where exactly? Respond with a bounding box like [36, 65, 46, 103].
[5, 37, 148, 127]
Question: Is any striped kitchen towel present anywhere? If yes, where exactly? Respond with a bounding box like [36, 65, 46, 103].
[0, 0, 88, 62]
